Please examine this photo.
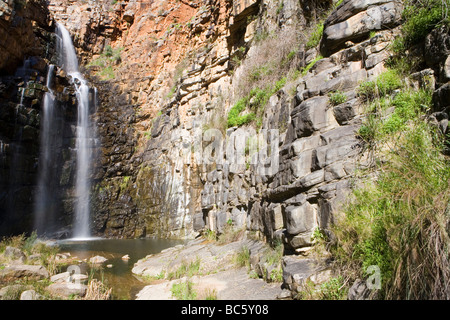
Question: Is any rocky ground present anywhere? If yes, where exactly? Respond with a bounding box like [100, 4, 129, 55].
[0, 234, 332, 300]
[132, 237, 284, 300]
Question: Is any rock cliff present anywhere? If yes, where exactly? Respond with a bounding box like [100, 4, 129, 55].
[1, 0, 449, 257]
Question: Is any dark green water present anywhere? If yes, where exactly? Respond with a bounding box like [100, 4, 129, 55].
[57, 238, 184, 299]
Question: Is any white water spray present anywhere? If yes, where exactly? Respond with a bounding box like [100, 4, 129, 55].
[56, 23, 93, 239]
[33, 64, 56, 234]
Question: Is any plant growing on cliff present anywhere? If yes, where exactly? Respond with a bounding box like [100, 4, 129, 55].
[227, 77, 286, 128]
[86, 45, 123, 80]
[332, 63, 450, 299]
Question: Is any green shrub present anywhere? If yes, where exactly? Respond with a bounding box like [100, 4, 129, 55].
[328, 91, 347, 106]
[227, 77, 286, 128]
[333, 72, 450, 299]
[402, 0, 448, 46]
[357, 80, 377, 101]
[306, 22, 324, 49]
[375, 69, 402, 97]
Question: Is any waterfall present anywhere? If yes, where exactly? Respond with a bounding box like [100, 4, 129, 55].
[56, 23, 94, 239]
[33, 64, 56, 235]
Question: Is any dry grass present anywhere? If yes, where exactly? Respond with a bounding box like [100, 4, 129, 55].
[234, 26, 304, 101]
[83, 278, 112, 300]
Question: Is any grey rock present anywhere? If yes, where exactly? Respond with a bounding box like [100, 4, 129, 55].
[46, 283, 88, 298]
[193, 212, 205, 231]
[312, 140, 360, 170]
[0, 284, 31, 300]
[282, 256, 319, 291]
[0, 264, 49, 280]
[348, 279, 371, 300]
[287, 231, 314, 248]
[320, 125, 359, 145]
[20, 289, 43, 300]
[319, 68, 367, 95]
[4, 246, 26, 263]
[290, 149, 313, 179]
[291, 135, 322, 156]
[285, 202, 316, 235]
[333, 98, 359, 124]
[432, 82, 450, 111]
[291, 96, 330, 137]
[321, 1, 403, 55]
[89, 255, 108, 264]
[325, 0, 392, 26]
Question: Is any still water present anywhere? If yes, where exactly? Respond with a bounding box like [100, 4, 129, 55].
[57, 238, 185, 299]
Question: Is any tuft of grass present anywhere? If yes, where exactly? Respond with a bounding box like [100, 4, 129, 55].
[171, 279, 197, 300]
[329, 90, 347, 106]
[167, 258, 201, 280]
[306, 22, 324, 49]
[301, 55, 323, 76]
[227, 77, 286, 128]
[234, 245, 251, 269]
[332, 63, 450, 299]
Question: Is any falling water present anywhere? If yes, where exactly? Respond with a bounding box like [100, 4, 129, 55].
[33, 64, 56, 235]
[56, 23, 93, 239]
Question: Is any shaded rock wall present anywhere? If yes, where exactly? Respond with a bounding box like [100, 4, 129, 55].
[0, 0, 82, 236]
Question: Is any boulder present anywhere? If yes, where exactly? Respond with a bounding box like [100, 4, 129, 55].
[20, 290, 43, 300]
[46, 283, 88, 298]
[4, 246, 26, 263]
[0, 264, 49, 280]
[285, 203, 317, 236]
[0, 284, 31, 300]
[89, 255, 108, 264]
[348, 279, 373, 300]
[433, 82, 450, 112]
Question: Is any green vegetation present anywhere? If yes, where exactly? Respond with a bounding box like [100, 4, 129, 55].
[301, 55, 323, 76]
[297, 276, 348, 300]
[234, 245, 251, 269]
[402, 0, 449, 46]
[227, 77, 286, 128]
[171, 279, 197, 300]
[356, 70, 431, 145]
[328, 90, 347, 106]
[306, 22, 324, 49]
[86, 45, 123, 80]
[167, 258, 201, 280]
[331, 59, 449, 299]
[388, 0, 449, 73]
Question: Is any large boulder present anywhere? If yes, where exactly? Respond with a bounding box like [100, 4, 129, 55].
[46, 283, 88, 298]
[0, 264, 49, 281]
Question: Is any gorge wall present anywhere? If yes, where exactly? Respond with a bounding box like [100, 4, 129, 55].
[0, 0, 449, 250]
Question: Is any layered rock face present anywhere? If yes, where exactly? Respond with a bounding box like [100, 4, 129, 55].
[42, 0, 406, 240]
[2, 0, 447, 246]
[0, 0, 53, 234]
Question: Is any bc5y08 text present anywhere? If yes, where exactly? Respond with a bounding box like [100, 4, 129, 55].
[225, 304, 268, 315]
